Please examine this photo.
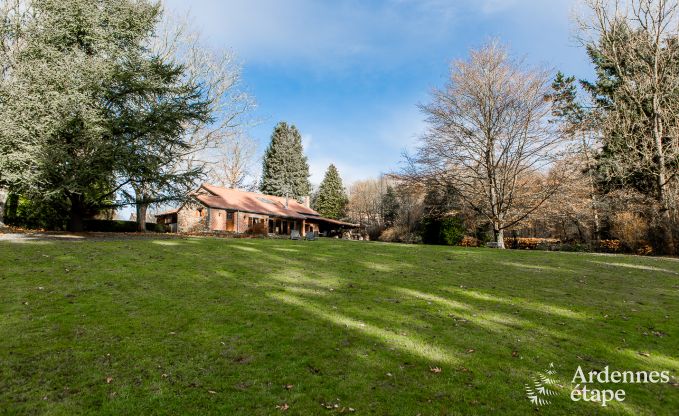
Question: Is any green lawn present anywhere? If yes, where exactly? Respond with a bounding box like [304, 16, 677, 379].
[0, 237, 677, 415]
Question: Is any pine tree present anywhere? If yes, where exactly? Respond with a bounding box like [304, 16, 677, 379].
[260, 122, 311, 198]
[381, 185, 399, 226]
[313, 164, 348, 219]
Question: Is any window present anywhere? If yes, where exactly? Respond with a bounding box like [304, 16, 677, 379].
[256, 197, 276, 205]
[227, 212, 234, 220]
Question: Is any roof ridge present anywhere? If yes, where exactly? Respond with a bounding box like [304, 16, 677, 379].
[202, 183, 302, 202]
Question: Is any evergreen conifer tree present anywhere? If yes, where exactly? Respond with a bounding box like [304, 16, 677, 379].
[260, 122, 311, 198]
[381, 185, 399, 226]
[313, 164, 348, 219]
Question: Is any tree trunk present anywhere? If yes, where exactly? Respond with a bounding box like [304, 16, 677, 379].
[0, 188, 7, 227]
[494, 224, 505, 249]
[6, 193, 18, 224]
[580, 133, 600, 240]
[68, 193, 85, 232]
[653, 108, 676, 254]
[136, 202, 147, 232]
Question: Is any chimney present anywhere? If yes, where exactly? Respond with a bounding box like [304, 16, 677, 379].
[303, 196, 310, 208]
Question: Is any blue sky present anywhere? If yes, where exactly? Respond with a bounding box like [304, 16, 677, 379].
[163, 0, 593, 186]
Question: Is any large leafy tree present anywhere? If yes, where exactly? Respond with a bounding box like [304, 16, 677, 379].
[109, 55, 211, 232]
[313, 164, 348, 219]
[0, 0, 160, 231]
[0, 0, 213, 232]
[260, 121, 311, 198]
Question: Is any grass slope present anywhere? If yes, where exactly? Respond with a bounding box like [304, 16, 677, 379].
[0, 237, 678, 415]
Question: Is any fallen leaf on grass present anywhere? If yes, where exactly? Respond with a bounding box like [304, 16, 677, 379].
[105, 377, 113, 384]
[275, 403, 289, 411]
[284, 384, 294, 390]
[208, 390, 217, 394]
[430, 367, 442, 374]
[511, 351, 519, 357]
[638, 352, 650, 357]
[466, 349, 475, 353]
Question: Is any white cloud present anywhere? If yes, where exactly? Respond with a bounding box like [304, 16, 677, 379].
[161, 0, 462, 67]
[162, 0, 576, 68]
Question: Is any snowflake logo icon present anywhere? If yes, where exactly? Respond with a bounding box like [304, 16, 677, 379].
[525, 362, 560, 406]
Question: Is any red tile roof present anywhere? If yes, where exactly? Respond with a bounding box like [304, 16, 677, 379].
[155, 208, 179, 217]
[196, 184, 319, 220]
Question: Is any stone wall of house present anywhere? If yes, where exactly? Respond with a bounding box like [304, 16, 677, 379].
[210, 208, 227, 231]
[175, 204, 318, 235]
[178, 202, 207, 233]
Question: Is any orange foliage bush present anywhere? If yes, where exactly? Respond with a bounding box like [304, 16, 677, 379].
[459, 236, 480, 247]
[504, 237, 561, 250]
[596, 239, 622, 253]
[610, 212, 650, 252]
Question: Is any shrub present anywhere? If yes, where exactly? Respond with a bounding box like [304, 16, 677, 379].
[379, 227, 422, 244]
[459, 236, 480, 247]
[420, 216, 465, 246]
[4, 194, 69, 230]
[596, 239, 623, 253]
[558, 242, 590, 252]
[379, 227, 398, 242]
[636, 244, 653, 256]
[503, 237, 561, 250]
[366, 225, 385, 241]
[610, 212, 650, 252]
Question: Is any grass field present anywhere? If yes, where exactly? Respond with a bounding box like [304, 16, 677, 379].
[0, 236, 678, 415]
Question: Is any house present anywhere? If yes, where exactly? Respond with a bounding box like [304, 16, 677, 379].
[155, 184, 358, 235]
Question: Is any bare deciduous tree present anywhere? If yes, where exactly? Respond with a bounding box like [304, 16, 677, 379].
[346, 177, 389, 227]
[151, 12, 255, 172]
[577, 0, 679, 253]
[405, 41, 563, 248]
[208, 134, 258, 190]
